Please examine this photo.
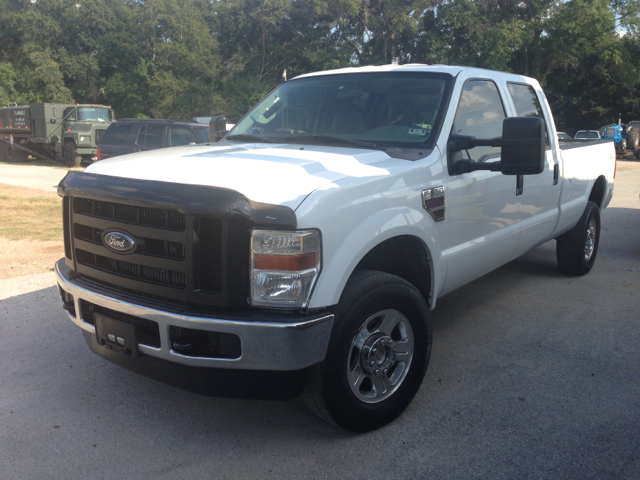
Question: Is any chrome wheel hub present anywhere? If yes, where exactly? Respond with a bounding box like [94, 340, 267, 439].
[361, 335, 397, 376]
[584, 217, 596, 261]
[347, 309, 414, 404]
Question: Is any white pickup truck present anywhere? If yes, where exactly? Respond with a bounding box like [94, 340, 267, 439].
[56, 65, 615, 432]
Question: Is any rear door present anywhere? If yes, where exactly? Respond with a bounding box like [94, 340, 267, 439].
[504, 81, 561, 255]
[134, 124, 167, 152]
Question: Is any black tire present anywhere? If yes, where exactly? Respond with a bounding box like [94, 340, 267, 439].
[7, 144, 29, 163]
[0, 138, 8, 162]
[556, 201, 600, 275]
[64, 141, 81, 167]
[302, 270, 432, 432]
[627, 127, 639, 151]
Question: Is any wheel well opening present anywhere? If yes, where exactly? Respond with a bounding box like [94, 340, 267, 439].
[354, 236, 431, 307]
[589, 176, 606, 209]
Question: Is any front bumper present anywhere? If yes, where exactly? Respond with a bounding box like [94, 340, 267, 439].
[76, 147, 97, 155]
[55, 259, 334, 371]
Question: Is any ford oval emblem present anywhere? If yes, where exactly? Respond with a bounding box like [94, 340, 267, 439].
[103, 231, 136, 254]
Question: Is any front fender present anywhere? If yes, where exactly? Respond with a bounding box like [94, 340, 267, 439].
[301, 189, 446, 311]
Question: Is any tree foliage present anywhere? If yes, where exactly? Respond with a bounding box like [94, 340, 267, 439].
[0, 0, 639, 129]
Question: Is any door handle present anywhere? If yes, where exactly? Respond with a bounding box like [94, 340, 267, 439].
[516, 175, 523, 196]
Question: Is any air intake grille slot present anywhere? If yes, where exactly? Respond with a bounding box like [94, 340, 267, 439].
[194, 217, 223, 293]
[63, 197, 72, 259]
[76, 249, 186, 288]
[74, 198, 186, 230]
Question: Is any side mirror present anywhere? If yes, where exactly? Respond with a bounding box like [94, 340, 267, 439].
[209, 115, 228, 142]
[500, 117, 545, 175]
[449, 116, 545, 175]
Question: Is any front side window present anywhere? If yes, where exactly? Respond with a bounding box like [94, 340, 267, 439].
[100, 124, 132, 146]
[228, 72, 453, 156]
[452, 80, 506, 163]
[170, 126, 200, 146]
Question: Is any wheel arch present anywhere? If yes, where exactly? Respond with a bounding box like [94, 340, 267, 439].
[353, 235, 433, 308]
[589, 175, 607, 210]
[308, 219, 442, 311]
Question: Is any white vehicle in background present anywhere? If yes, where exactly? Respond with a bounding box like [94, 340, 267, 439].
[55, 65, 616, 432]
[575, 130, 602, 139]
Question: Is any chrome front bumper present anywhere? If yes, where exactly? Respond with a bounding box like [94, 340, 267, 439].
[55, 260, 334, 371]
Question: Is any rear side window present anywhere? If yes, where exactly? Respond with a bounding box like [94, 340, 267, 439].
[100, 124, 132, 146]
[136, 125, 165, 148]
[508, 83, 549, 145]
[452, 80, 506, 163]
[170, 126, 200, 146]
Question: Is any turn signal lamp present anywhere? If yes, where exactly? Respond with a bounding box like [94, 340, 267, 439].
[250, 230, 321, 309]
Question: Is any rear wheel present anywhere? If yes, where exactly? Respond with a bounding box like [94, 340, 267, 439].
[556, 201, 600, 275]
[7, 144, 29, 163]
[0, 138, 8, 162]
[303, 270, 431, 432]
[627, 127, 639, 151]
[63, 141, 81, 167]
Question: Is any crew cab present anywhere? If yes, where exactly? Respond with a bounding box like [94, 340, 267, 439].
[55, 65, 615, 432]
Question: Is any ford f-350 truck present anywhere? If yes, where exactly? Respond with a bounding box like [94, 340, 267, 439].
[55, 65, 615, 432]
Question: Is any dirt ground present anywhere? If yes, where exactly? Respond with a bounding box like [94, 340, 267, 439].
[0, 157, 638, 279]
[0, 184, 63, 278]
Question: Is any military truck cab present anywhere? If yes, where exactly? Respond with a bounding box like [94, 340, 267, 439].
[0, 102, 115, 166]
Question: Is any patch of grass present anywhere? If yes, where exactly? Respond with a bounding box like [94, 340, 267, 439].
[0, 185, 62, 241]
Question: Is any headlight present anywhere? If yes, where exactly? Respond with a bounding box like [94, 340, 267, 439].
[250, 230, 321, 309]
[79, 136, 90, 143]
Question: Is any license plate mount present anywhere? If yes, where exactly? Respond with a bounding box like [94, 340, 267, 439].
[94, 313, 139, 358]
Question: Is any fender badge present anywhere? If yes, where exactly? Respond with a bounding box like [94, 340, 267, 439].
[103, 231, 136, 254]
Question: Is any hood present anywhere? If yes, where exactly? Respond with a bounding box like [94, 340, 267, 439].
[85, 143, 399, 210]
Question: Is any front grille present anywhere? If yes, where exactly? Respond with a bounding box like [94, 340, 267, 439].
[95, 129, 106, 144]
[67, 193, 230, 307]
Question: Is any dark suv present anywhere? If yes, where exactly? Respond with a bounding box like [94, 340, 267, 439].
[97, 119, 210, 160]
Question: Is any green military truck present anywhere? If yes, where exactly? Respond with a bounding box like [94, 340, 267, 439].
[0, 103, 115, 167]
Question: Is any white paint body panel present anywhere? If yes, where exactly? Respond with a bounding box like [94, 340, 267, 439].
[83, 65, 616, 313]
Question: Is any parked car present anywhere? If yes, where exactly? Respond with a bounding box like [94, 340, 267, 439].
[574, 130, 601, 139]
[557, 132, 571, 140]
[97, 119, 211, 160]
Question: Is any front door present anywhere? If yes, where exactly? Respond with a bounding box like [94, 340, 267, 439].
[440, 78, 523, 295]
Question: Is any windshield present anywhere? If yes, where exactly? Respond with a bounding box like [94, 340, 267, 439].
[228, 72, 453, 152]
[64, 107, 113, 122]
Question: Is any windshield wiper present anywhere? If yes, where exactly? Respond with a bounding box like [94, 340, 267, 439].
[284, 134, 386, 151]
[225, 134, 278, 144]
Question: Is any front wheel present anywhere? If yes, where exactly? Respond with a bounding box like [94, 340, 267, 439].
[303, 270, 431, 432]
[63, 141, 81, 167]
[556, 201, 600, 275]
